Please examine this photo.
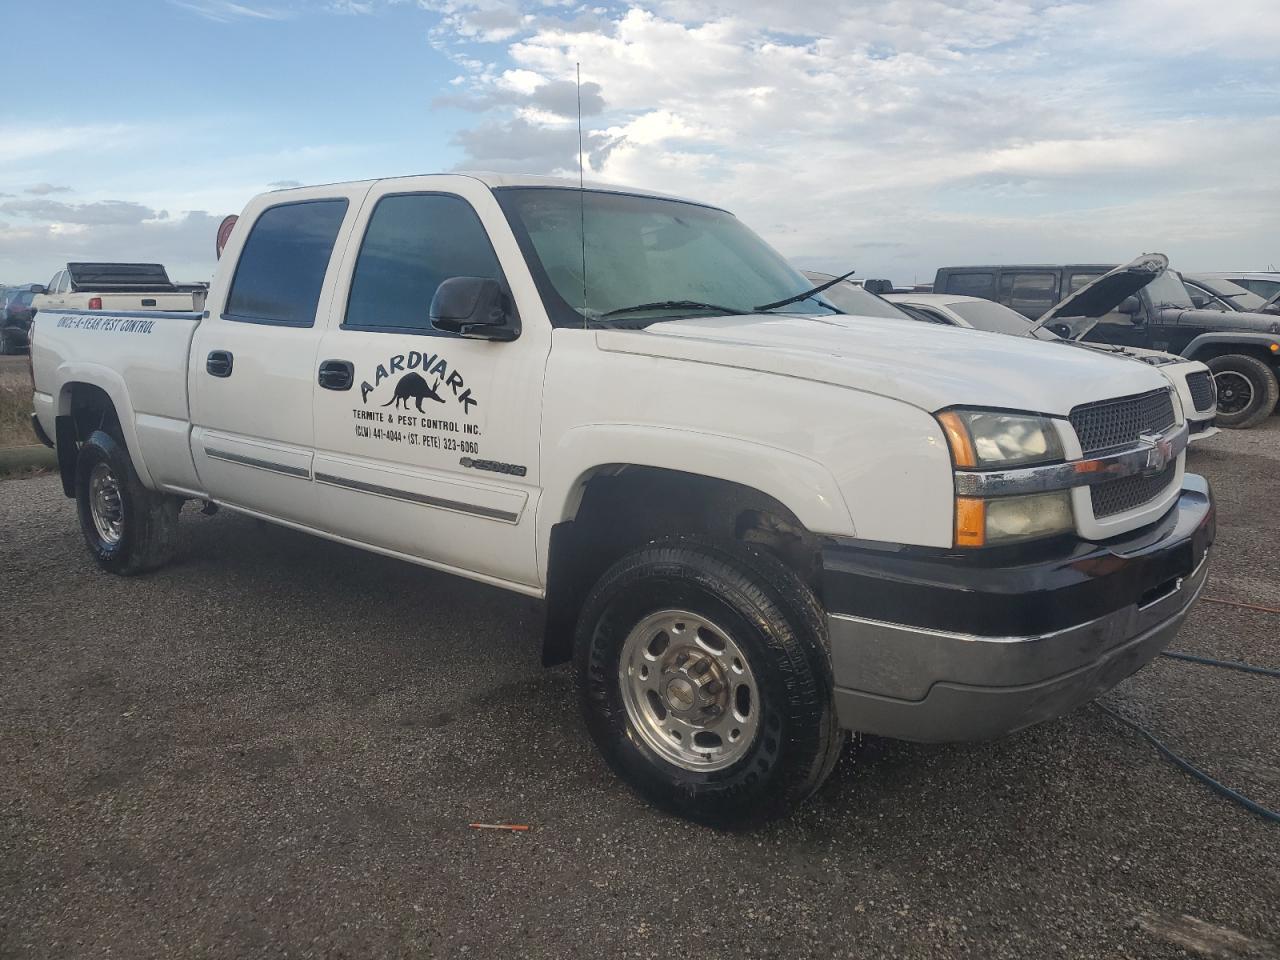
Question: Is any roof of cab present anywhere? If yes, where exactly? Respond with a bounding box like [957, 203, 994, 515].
[266, 171, 711, 209]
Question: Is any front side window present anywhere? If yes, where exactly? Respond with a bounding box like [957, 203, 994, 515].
[496, 187, 835, 326]
[344, 193, 505, 334]
[998, 271, 1058, 314]
[225, 199, 349, 327]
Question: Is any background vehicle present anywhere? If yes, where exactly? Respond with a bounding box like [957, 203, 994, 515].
[1198, 271, 1280, 301]
[1, 286, 39, 354]
[932, 261, 1280, 429]
[30, 174, 1213, 824]
[33, 263, 208, 315]
[883, 290, 1219, 442]
[1183, 273, 1280, 315]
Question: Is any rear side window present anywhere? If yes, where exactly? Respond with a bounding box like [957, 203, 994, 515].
[344, 193, 505, 334]
[1067, 272, 1102, 293]
[944, 272, 995, 299]
[225, 199, 349, 327]
[998, 271, 1058, 313]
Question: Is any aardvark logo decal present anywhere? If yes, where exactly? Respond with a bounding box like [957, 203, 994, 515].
[359, 349, 478, 414]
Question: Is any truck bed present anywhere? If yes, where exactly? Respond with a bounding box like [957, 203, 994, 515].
[31, 307, 203, 492]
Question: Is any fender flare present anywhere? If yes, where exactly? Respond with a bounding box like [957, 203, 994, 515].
[536, 423, 856, 582]
[54, 361, 156, 489]
[1181, 331, 1280, 361]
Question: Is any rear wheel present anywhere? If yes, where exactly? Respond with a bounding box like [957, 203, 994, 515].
[575, 539, 843, 826]
[75, 430, 180, 575]
[1208, 354, 1278, 429]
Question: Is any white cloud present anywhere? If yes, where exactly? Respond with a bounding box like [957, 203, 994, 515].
[166, 0, 292, 22]
[433, 0, 1280, 282]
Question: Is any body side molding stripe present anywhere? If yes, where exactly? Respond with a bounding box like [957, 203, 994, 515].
[313, 471, 520, 523]
[204, 447, 311, 479]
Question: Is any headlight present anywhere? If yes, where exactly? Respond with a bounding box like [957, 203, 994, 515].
[936, 410, 1063, 469]
[955, 491, 1074, 547]
[938, 408, 1072, 548]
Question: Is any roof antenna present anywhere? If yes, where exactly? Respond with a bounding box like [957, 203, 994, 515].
[577, 61, 587, 326]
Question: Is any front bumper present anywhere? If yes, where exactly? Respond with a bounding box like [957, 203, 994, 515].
[1188, 417, 1219, 443]
[821, 475, 1214, 742]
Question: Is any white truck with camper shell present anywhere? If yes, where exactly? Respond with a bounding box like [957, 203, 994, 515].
[29, 174, 1215, 824]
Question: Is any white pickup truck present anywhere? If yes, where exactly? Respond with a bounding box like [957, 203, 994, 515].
[33, 262, 207, 315]
[30, 174, 1215, 824]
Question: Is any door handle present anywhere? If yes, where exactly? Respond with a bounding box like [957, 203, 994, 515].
[318, 359, 354, 391]
[206, 350, 233, 377]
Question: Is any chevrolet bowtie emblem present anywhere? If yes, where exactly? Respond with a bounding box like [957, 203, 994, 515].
[1138, 431, 1172, 476]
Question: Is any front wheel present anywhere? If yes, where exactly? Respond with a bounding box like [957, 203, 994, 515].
[575, 539, 843, 826]
[1208, 354, 1278, 429]
[75, 430, 180, 575]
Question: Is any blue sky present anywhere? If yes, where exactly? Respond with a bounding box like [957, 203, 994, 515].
[3, 0, 1278, 286]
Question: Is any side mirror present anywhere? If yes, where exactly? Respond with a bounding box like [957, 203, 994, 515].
[429, 277, 518, 341]
[30, 285, 46, 295]
[1117, 295, 1143, 322]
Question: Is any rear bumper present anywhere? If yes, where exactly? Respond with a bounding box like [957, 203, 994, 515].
[821, 475, 1214, 742]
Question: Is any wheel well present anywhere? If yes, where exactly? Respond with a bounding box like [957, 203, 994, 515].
[54, 383, 121, 497]
[541, 466, 821, 665]
[1191, 344, 1279, 368]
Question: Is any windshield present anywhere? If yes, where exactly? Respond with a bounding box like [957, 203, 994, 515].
[1195, 277, 1269, 311]
[1142, 269, 1194, 309]
[495, 188, 836, 326]
[948, 299, 1058, 339]
[804, 276, 911, 320]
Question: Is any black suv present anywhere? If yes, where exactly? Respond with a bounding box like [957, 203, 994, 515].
[932, 263, 1280, 429]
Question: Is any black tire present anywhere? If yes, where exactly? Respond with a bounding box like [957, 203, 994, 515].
[75, 430, 180, 575]
[1208, 354, 1279, 429]
[574, 538, 844, 826]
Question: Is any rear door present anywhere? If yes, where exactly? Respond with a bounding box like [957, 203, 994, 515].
[309, 176, 550, 589]
[189, 185, 370, 523]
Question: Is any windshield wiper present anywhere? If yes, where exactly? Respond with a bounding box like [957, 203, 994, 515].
[598, 300, 743, 320]
[754, 268, 857, 312]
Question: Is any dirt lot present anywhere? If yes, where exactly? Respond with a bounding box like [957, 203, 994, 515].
[1, 419, 1277, 959]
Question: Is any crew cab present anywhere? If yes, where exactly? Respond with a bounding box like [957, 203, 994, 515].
[30, 174, 1214, 824]
[933, 262, 1280, 429]
[33, 263, 207, 316]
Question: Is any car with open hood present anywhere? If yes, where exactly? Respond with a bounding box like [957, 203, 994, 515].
[932, 259, 1280, 429]
[870, 256, 1219, 442]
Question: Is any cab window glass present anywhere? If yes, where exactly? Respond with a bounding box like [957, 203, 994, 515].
[944, 273, 994, 298]
[998, 271, 1058, 313]
[1068, 273, 1102, 293]
[344, 193, 505, 334]
[225, 199, 349, 327]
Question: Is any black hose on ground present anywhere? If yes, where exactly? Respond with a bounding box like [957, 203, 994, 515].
[1097, 649, 1280, 824]
[1159, 650, 1280, 679]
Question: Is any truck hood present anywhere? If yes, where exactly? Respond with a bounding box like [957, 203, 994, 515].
[1030, 253, 1167, 339]
[596, 312, 1172, 416]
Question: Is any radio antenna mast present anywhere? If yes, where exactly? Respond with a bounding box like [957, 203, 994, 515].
[577, 61, 587, 324]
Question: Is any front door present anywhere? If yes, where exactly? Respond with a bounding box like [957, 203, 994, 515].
[310, 177, 550, 589]
[189, 187, 367, 523]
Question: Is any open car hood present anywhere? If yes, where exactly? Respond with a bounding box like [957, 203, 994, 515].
[1029, 253, 1168, 339]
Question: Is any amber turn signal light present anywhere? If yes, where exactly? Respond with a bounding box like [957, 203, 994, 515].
[954, 497, 986, 547]
[937, 411, 977, 468]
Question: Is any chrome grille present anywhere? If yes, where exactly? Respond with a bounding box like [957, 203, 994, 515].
[1090, 463, 1178, 519]
[1070, 389, 1176, 455]
[1186, 371, 1216, 412]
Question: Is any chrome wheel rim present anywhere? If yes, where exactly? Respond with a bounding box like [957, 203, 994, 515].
[618, 609, 760, 772]
[89, 461, 124, 545]
[1214, 371, 1253, 415]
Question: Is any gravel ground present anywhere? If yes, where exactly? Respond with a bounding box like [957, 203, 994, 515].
[2, 420, 1278, 959]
